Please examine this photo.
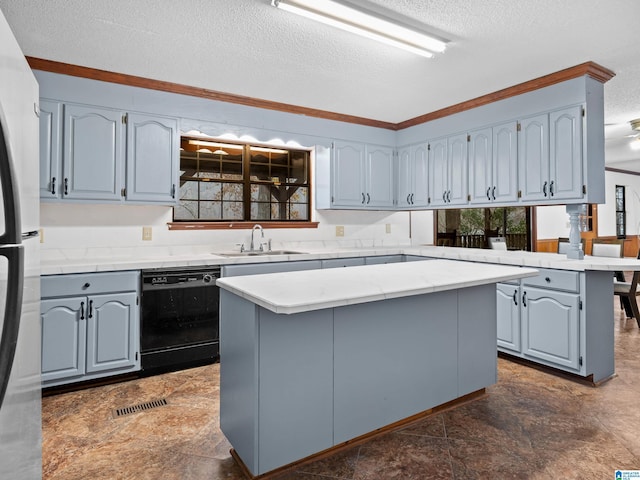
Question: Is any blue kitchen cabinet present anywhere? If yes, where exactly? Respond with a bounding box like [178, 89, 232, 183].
[63, 103, 124, 201]
[41, 271, 140, 387]
[321, 257, 366, 269]
[468, 122, 518, 204]
[125, 113, 179, 203]
[518, 105, 583, 202]
[331, 141, 394, 209]
[496, 282, 521, 352]
[40, 101, 179, 204]
[39, 99, 63, 199]
[41, 296, 87, 383]
[397, 143, 428, 208]
[222, 260, 322, 277]
[428, 133, 467, 207]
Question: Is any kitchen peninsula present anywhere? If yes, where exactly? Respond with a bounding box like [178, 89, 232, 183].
[216, 259, 538, 477]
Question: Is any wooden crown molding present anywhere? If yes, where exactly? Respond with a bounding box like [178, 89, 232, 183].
[28, 57, 615, 132]
[395, 62, 616, 130]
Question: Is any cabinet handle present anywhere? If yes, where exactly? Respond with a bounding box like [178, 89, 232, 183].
[407, 194, 411, 205]
[366, 193, 370, 204]
[51, 177, 56, 195]
[361, 193, 365, 204]
[64, 177, 69, 196]
[80, 301, 85, 320]
[486, 187, 491, 201]
[549, 180, 555, 197]
[522, 291, 527, 307]
[447, 190, 451, 203]
[171, 184, 176, 199]
[542, 181, 548, 197]
[512, 290, 518, 306]
[492, 186, 496, 200]
[88, 300, 93, 319]
[410, 193, 414, 205]
[442, 191, 446, 202]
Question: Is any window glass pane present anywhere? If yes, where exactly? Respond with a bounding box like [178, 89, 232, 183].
[222, 183, 243, 201]
[270, 203, 286, 220]
[290, 203, 308, 220]
[174, 201, 199, 220]
[251, 184, 272, 202]
[290, 156, 307, 183]
[251, 202, 272, 220]
[222, 202, 243, 220]
[199, 201, 222, 220]
[200, 181, 221, 200]
[180, 181, 198, 200]
[290, 186, 308, 203]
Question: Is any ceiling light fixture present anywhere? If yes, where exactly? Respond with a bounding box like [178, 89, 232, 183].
[631, 119, 640, 131]
[271, 0, 446, 58]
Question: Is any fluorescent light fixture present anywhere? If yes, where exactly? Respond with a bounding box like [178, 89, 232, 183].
[250, 146, 289, 154]
[271, 0, 446, 58]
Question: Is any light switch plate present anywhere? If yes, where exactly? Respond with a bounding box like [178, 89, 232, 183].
[39, 228, 44, 243]
[385, 224, 391, 234]
[336, 225, 344, 237]
[142, 226, 152, 241]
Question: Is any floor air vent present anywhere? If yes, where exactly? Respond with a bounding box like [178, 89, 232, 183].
[114, 398, 168, 418]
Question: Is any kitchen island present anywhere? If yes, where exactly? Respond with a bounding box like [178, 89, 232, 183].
[216, 259, 538, 478]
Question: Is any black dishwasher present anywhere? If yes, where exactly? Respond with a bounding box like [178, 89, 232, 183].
[140, 267, 220, 375]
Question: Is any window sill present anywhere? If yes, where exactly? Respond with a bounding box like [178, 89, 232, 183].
[168, 221, 319, 230]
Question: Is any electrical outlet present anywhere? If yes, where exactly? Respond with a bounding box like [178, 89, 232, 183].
[385, 224, 391, 234]
[336, 225, 344, 237]
[142, 226, 152, 241]
[39, 228, 44, 243]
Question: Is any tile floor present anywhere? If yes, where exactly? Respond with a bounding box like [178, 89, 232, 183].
[43, 303, 640, 480]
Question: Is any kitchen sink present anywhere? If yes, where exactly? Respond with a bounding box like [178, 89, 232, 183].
[213, 250, 307, 257]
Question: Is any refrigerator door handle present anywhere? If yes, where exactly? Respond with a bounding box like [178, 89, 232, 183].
[0, 246, 24, 410]
[0, 117, 22, 246]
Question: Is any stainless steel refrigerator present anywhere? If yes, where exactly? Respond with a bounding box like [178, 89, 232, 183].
[0, 9, 42, 479]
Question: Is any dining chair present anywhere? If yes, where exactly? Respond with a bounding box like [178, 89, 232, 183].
[590, 238, 624, 258]
[557, 237, 586, 255]
[614, 252, 640, 327]
[488, 236, 508, 250]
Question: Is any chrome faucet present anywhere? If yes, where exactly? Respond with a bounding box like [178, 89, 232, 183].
[250, 224, 264, 251]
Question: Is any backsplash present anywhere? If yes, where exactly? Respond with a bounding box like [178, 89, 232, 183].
[40, 203, 434, 261]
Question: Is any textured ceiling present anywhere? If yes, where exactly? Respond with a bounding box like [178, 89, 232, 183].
[1, 0, 639, 169]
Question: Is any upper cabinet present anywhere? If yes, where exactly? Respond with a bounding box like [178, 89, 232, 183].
[331, 141, 394, 209]
[468, 122, 518, 204]
[125, 113, 178, 203]
[518, 105, 583, 202]
[396, 144, 428, 208]
[428, 133, 468, 207]
[39, 101, 179, 204]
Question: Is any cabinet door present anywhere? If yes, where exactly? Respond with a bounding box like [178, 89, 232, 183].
[63, 104, 124, 201]
[521, 287, 580, 370]
[39, 99, 62, 199]
[518, 114, 549, 201]
[412, 144, 429, 207]
[366, 145, 394, 207]
[396, 147, 412, 207]
[447, 133, 468, 205]
[428, 137, 448, 206]
[496, 283, 520, 352]
[331, 141, 365, 207]
[493, 121, 518, 203]
[41, 297, 87, 382]
[549, 106, 583, 200]
[85, 292, 138, 374]
[468, 128, 492, 204]
[126, 113, 179, 203]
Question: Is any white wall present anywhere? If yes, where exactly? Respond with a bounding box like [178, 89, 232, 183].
[535, 170, 640, 240]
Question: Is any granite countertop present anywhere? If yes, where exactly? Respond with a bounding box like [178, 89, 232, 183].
[40, 244, 640, 276]
[216, 259, 539, 314]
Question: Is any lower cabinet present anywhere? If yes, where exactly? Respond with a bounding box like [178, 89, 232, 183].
[497, 268, 582, 374]
[41, 271, 140, 387]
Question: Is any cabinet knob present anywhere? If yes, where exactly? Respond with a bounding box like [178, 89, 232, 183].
[82, 282, 91, 290]
[545, 277, 551, 283]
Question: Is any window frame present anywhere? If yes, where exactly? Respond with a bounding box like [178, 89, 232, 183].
[173, 137, 313, 226]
